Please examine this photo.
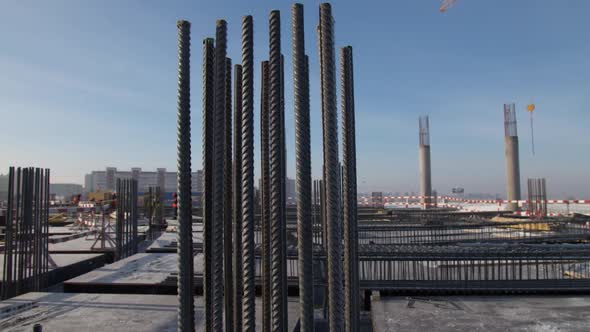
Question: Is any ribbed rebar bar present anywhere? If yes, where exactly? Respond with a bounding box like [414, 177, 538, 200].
[319, 3, 344, 331]
[224, 57, 234, 332]
[269, 9, 286, 332]
[233, 63, 244, 332]
[341, 46, 360, 332]
[279, 53, 288, 327]
[260, 60, 271, 332]
[213, 19, 227, 332]
[202, 37, 215, 332]
[240, 15, 256, 332]
[292, 3, 314, 331]
[175, 20, 194, 332]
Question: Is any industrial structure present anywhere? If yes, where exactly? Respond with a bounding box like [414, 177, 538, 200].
[419, 115, 433, 209]
[504, 103, 522, 212]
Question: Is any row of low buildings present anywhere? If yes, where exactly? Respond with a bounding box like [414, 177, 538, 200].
[2, 168, 297, 203]
[84, 167, 299, 199]
[84, 167, 204, 194]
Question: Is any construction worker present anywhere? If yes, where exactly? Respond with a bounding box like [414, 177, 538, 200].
[172, 193, 178, 219]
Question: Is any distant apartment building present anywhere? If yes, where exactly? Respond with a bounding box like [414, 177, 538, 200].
[50, 183, 84, 198]
[286, 177, 296, 203]
[371, 191, 384, 208]
[0, 174, 8, 201]
[258, 177, 297, 204]
[84, 167, 203, 194]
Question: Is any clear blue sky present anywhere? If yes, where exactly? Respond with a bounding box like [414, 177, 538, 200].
[1, 0, 588, 198]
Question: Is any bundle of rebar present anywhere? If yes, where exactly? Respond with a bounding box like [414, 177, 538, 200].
[115, 178, 138, 261]
[175, 18, 194, 332]
[1, 167, 50, 300]
[170, 3, 359, 330]
[528, 178, 548, 219]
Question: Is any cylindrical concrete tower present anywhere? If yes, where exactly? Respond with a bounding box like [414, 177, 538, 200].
[419, 116, 432, 209]
[504, 103, 521, 212]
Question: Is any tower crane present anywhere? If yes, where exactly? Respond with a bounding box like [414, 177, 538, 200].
[440, 0, 458, 12]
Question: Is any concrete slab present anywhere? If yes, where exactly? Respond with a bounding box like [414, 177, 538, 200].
[0, 254, 106, 287]
[49, 235, 115, 253]
[0, 253, 104, 273]
[146, 228, 202, 253]
[63, 253, 203, 294]
[0, 292, 299, 331]
[49, 232, 146, 254]
[371, 295, 590, 331]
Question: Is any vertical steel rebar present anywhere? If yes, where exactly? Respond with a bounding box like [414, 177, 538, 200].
[341, 45, 359, 332]
[202, 37, 215, 332]
[269, 9, 286, 332]
[2, 167, 14, 299]
[279, 53, 288, 327]
[127, 178, 130, 255]
[233, 62, 244, 332]
[33, 168, 40, 291]
[116, 179, 122, 260]
[292, 3, 314, 331]
[132, 180, 138, 254]
[16, 168, 23, 295]
[175, 19, 195, 332]
[319, 3, 345, 331]
[44, 169, 49, 290]
[2, 167, 49, 300]
[240, 15, 256, 332]
[224, 57, 234, 332]
[260, 60, 272, 332]
[212, 19, 228, 332]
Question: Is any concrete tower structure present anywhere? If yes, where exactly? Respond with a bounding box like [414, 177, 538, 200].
[105, 167, 117, 191]
[504, 103, 521, 212]
[419, 116, 432, 209]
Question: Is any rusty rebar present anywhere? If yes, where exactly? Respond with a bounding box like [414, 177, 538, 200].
[224, 57, 234, 332]
[269, 9, 286, 332]
[341, 45, 359, 332]
[292, 3, 314, 331]
[240, 15, 256, 332]
[213, 19, 227, 332]
[260, 60, 271, 332]
[202, 37, 215, 332]
[233, 63, 244, 332]
[175, 19, 194, 332]
[319, 3, 344, 331]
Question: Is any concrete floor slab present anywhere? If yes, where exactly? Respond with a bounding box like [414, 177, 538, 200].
[0, 292, 299, 331]
[63, 253, 203, 294]
[146, 229, 202, 252]
[0, 253, 104, 274]
[371, 295, 590, 331]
